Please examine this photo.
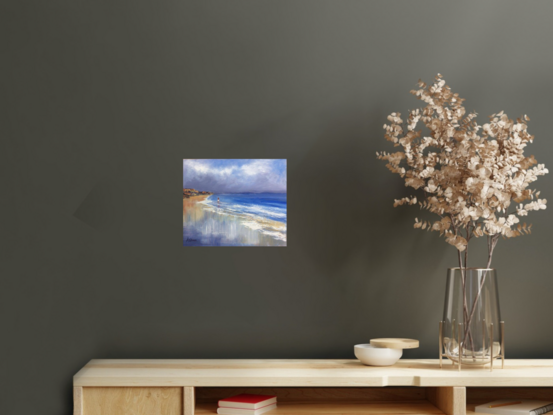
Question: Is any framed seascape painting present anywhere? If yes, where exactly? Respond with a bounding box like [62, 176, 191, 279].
[183, 159, 287, 247]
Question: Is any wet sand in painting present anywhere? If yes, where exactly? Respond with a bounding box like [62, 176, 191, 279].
[183, 196, 286, 247]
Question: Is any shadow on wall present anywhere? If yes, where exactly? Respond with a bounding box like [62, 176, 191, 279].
[288, 108, 451, 353]
[293, 108, 449, 275]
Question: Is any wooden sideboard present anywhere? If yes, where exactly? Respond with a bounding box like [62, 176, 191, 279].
[73, 359, 553, 415]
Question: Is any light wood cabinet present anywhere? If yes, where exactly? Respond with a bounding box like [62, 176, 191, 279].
[73, 359, 553, 415]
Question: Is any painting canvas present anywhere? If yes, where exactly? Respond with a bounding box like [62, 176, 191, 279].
[183, 159, 287, 246]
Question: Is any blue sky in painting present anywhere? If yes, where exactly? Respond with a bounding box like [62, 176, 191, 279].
[183, 159, 286, 193]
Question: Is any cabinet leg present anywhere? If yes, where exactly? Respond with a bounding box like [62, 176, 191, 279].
[184, 387, 195, 415]
[427, 386, 466, 415]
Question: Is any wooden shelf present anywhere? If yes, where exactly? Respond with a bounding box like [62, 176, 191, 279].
[196, 402, 444, 414]
[73, 359, 553, 387]
[72, 359, 553, 415]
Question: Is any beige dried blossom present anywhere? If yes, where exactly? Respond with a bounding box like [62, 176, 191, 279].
[378, 74, 548, 268]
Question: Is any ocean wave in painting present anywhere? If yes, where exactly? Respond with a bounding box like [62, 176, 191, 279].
[200, 193, 287, 242]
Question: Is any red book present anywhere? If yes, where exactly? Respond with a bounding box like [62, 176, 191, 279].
[218, 394, 277, 410]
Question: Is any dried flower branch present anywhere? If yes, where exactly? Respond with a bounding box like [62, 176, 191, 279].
[378, 74, 548, 268]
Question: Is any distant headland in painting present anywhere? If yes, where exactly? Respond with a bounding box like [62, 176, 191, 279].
[183, 188, 212, 198]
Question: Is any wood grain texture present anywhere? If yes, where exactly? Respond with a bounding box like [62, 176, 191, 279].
[73, 387, 83, 415]
[196, 387, 426, 403]
[196, 387, 427, 403]
[466, 387, 553, 403]
[184, 387, 195, 415]
[82, 387, 182, 415]
[466, 403, 479, 415]
[196, 402, 443, 414]
[73, 359, 553, 387]
[370, 339, 419, 349]
[427, 387, 466, 415]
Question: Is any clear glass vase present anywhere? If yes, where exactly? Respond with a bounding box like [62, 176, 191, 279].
[441, 268, 503, 366]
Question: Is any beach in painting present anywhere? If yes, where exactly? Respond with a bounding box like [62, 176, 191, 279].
[183, 159, 287, 247]
[182, 193, 286, 246]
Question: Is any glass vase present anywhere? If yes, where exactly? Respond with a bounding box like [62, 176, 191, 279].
[441, 268, 503, 366]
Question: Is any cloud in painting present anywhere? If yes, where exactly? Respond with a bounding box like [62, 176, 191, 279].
[183, 159, 286, 193]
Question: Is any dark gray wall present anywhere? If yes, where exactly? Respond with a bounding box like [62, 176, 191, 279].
[2, 1, 553, 413]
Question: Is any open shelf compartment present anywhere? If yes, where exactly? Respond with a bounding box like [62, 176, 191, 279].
[466, 387, 553, 415]
[195, 387, 463, 415]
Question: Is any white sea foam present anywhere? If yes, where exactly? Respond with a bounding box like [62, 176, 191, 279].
[241, 205, 287, 219]
[198, 195, 212, 206]
[261, 230, 286, 241]
[214, 202, 286, 219]
[199, 196, 286, 243]
[242, 221, 264, 231]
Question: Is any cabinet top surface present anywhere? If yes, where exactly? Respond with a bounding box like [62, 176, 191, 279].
[73, 359, 553, 387]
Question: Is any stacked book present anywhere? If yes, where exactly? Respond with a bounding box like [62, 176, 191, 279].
[475, 400, 553, 415]
[217, 394, 277, 415]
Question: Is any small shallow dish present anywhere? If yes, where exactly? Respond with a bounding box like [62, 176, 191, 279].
[354, 344, 403, 366]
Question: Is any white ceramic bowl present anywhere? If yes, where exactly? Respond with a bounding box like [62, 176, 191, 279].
[354, 344, 403, 366]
